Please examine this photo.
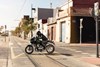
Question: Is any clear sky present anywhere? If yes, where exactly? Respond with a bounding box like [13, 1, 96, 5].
[0, 0, 67, 31]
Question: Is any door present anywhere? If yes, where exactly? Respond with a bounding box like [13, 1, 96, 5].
[51, 27, 54, 40]
[61, 22, 66, 42]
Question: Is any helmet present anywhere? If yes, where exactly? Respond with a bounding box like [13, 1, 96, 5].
[37, 31, 41, 35]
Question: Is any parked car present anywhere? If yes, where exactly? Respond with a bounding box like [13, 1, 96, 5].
[1, 32, 9, 36]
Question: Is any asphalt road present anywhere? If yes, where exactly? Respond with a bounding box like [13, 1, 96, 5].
[11, 36, 95, 58]
[0, 36, 99, 67]
[10, 36, 99, 67]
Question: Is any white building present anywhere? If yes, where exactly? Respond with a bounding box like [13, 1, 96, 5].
[38, 19, 48, 37]
[32, 8, 53, 36]
[56, 0, 73, 43]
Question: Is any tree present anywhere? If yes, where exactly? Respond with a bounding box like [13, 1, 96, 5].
[21, 18, 37, 35]
[10, 30, 16, 36]
[29, 19, 37, 31]
[15, 27, 21, 36]
[14, 17, 37, 38]
[0, 26, 4, 31]
[21, 18, 30, 35]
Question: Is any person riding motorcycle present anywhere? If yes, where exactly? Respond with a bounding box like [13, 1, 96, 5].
[25, 31, 55, 54]
[36, 31, 48, 49]
[36, 31, 48, 41]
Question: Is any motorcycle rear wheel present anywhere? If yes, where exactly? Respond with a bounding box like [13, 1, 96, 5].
[46, 44, 55, 54]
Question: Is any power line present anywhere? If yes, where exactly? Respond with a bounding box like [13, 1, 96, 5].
[15, 0, 27, 20]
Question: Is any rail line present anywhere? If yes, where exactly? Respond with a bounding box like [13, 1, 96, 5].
[10, 37, 39, 67]
[11, 37, 68, 67]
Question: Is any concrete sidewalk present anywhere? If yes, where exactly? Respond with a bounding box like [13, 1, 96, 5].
[0, 37, 9, 67]
[55, 42, 100, 67]
[55, 42, 99, 46]
[80, 57, 100, 66]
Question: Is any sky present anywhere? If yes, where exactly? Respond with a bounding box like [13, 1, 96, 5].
[0, 0, 67, 31]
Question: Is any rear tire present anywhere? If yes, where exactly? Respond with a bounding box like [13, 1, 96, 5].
[46, 44, 55, 54]
[25, 45, 33, 54]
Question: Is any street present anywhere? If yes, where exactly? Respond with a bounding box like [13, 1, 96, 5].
[0, 36, 100, 67]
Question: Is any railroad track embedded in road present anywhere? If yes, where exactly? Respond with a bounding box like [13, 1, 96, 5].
[12, 37, 68, 67]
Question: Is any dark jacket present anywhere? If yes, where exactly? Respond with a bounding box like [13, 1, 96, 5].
[37, 31, 48, 41]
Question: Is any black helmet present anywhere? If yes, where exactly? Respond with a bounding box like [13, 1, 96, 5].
[37, 31, 41, 35]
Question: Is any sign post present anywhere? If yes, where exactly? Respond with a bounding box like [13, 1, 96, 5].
[5, 25, 7, 42]
[94, 2, 99, 58]
[80, 19, 83, 45]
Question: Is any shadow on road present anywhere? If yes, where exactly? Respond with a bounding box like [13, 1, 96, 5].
[30, 52, 73, 56]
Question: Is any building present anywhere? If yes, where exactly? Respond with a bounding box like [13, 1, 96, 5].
[33, 8, 53, 35]
[56, 0, 100, 43]
[38, 19, 48, 37]
[34, 8, 53, 21]
[71, 0, 100, 43]
[56, 0, 73, 43]
[47, 17, 57, 41]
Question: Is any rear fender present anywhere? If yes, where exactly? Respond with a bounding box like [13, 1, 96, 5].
[46, 42, 55, 47]
[47, 40, 55, 45]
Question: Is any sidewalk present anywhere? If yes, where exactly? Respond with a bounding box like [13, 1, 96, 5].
[0, 37, 9, 67]
[55, 42, 98, 47]
[55, 42, 100, 67]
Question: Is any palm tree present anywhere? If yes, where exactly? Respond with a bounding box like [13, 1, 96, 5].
[20, 18, 37, 39]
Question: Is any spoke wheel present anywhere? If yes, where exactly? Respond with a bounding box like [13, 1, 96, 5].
[46, 44, 55, 54]
[25, 45, 33, 54]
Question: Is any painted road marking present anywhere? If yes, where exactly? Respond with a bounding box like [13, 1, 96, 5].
[75, 51, 82, 52]
[90, 55, 96, 57]
[9, 42, 13, 47]
[67, 48, 77, 51]
[11, 46, 24, 59]
[9, 42, 25, 59]
[8, 59, 13, 67]
[82, 53, 89, 55]
[11, 47, 15, 59]
[18, 42, 21, 45]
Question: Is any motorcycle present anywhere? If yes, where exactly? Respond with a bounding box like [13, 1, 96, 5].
[25, 36, 55, 54]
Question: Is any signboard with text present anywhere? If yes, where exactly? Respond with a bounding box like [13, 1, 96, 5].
[94, 2, 99, 16]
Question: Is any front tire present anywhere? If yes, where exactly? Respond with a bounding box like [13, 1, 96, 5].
[25, 45, 33, 54]
[46, 44, 55, 54]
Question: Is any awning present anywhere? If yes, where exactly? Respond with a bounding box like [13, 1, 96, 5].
[71, 7, 93, 17]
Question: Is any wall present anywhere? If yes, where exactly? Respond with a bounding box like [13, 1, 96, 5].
[48, 24, 56, 41]
[56, 17, 71, 43]
[73, 0, 100, 8]
[42, 23, 48, 37]
[56, 1, 72, 43]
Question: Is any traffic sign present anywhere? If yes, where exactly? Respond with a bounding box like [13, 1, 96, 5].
[5, 25, 7, 29]
[94, 2, 99, 16]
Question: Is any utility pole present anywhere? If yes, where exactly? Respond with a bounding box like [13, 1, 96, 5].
[50, 0, 52, 8]
[31, 5, 35, 38]
[94, 2, 99, 58]
[50, 3, 52, 8]
[95, 2, 99, 58]
[31, 4, 33, 38]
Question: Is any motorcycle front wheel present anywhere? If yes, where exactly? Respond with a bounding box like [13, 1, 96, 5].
[25, 45, 33, 54]
[46, 44, 55, 54]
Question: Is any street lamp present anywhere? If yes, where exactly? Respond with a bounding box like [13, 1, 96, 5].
[31, 4, 35, 38]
